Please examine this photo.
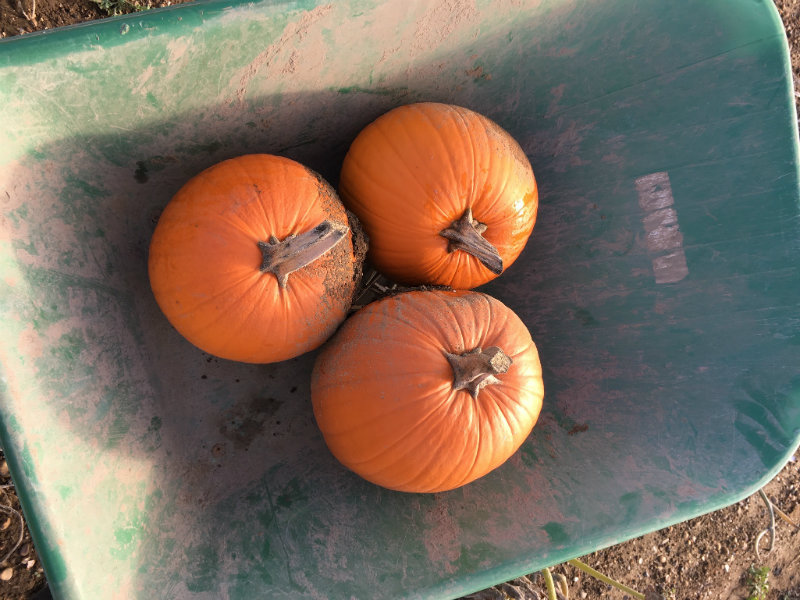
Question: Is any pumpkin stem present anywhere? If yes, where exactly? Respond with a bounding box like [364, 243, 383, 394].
[439, 208, 503, 275]
[444, 346, 512, 399]
[258, 219, 349, 288]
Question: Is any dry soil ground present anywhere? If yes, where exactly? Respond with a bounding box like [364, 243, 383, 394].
[0, 1, 799, 599]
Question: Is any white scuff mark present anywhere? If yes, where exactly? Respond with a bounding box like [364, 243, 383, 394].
[634, 171, 689, 284]
[232, 4, 334, 105]
[131, 65, 154, 96]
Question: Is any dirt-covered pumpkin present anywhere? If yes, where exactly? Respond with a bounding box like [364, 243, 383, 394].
[311, 289, 544, 493]
[148, 154, 361, 363]
[339, 102, 538, 289]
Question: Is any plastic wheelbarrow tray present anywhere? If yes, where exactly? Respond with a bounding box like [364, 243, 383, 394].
[1, 0, 799, 598]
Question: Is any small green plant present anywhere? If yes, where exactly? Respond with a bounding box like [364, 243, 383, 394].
[745, 565, 770, 600]
[91, 0, 152, 16]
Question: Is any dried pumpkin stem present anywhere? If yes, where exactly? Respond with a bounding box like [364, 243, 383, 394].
[258, 219, 349, 288]
[445, 346, 512, 399]
[439, 208, 503, 275]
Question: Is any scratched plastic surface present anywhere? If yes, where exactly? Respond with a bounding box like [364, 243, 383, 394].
[1, 0, 799, 598]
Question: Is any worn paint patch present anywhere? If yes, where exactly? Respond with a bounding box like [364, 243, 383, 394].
[44, 546, 68, 584]
[635, 172, 689, 284]
[422, 496, 461, 573]
[184, 542, 221, 593]
[542, 521, 568, 546]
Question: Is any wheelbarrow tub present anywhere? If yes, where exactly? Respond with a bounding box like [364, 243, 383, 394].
[0, 0, 799, 598]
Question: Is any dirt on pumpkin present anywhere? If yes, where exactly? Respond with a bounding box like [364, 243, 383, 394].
[1, 1, 800, 600]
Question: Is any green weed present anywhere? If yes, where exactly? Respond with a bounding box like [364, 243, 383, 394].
[91, 0, 153, 15]
[745, 565, 770, 600]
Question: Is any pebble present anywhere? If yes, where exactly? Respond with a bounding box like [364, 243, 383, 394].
[0, 461, 9, 478]
[660, 555, 667, 564]
[0, 517, 10, 531]
[25, 560, 35, 570]
[724, 564, 730, 573]
[0, 567, 12, 581]
[580, 592, 588, 599]
[18, 542, 29, 557]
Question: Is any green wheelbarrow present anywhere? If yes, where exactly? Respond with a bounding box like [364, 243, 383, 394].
[1, 0, 799, 598]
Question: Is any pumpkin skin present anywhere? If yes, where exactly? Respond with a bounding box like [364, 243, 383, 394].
[339, 102, 538, 289]
[311, 290, 543, 493]
[148, 154, 358, 363]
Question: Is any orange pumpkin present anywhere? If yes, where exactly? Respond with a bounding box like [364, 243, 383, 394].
[148, 154, 359, 363]
[311, 290, 543, 493]
[339, 102, 538, 289]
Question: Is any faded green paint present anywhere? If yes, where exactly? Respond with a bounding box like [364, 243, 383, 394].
[519, 444, 540, 468]
[457, 541, 505, 572]
[542, 522, 569, 547]
[619, 491, 642, 522]
[185, 543, 220, 593]
[11, 239, 38, 257]
[336, 85, 408, 96]
[275, 478, 307, 509]
[57, 485, 74, 501]
[111, 527, 141, 560]
[145, 489, 163, 511]
[45, 547, 68, 584]
[50, 331, 87, 363]
[16, 443, 37, 483]
[0, 0, 799, 599]
[7, 204, 29, 227]
[174, 140, 224, 156]
[109, 483, 149, 561]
